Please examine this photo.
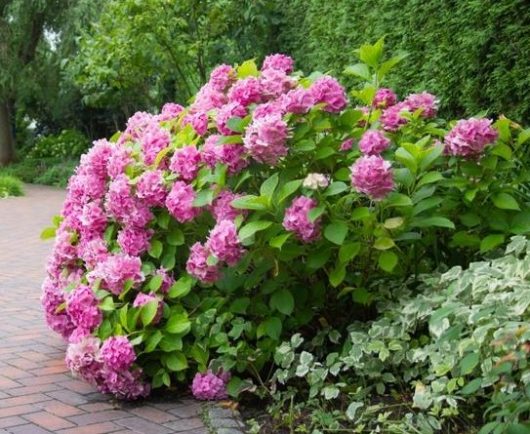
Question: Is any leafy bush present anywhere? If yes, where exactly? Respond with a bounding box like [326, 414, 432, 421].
[277, 0, 530, 121]
[34, 160, 80, 188]
[268, 236, 530, 433]
[0, 175, 24, 198]
[28, 129, 89, 159]
[0, 158, 79, 187]
[41, 41, 529, 402]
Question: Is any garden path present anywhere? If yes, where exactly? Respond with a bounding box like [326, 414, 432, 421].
[0, 185, 207, 434]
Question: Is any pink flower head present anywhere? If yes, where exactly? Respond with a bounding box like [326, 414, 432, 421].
[444, 118, 498, 158]
[99, 367, 149, 400]
[78, 237, 109, 269]
[280, 87, 315, 114]
[80, 200, 107, 239]
[373, 88, 397, 109]
[210, 190, 246, 221]
[136, 170, 168, 206]
[165, 181, 199, 223]
[206, 220, 245, 266]
[169, 146, 201, 182]
[262, 54, 294, 74]
[282, 196, 321, 243]
[202, 135, 248, 174]
[155, 268, 175, 293]
[252, 101, 284, 120]
[216, 102, 247, 135]
[404, 92, 438, 118]
[186, 242, 220, 284]
[260, 68, 296, 99]
[192, 84, 227, 112]
[183, 111, 209, 136]
[67, 285, 102, 337]
[358, 130, 390, 155]
[310, 76, 348, 113]
[105, 174, 135, 224]
[340, 138, 353, 151]
[41, 277, 75, 340]
[243, 114, 289, 165]
[158, 102, 184, 121]
[89, 254, 144, 295]
[78, 139, 112, 179]
[209, 64, 236, 92]
[117, 226, 153, 256]
[122, 111, 157, 142]
[140, 124, 171, 166]
[107, 144, 134, 179]
[351, 155, 394, 200]
[133, 293, 163, 324]
[191, 370, 229, 400]
[65, 336, 101, 378]
[228, 77, 263, 107]
[100, 336, 136, 371]
[380, 102, 409, 132]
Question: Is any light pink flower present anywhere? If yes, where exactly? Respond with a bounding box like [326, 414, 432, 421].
[209, 64, 236, 92]
[310, 76, 347, 112]
[444, 118, 498, 157]
[165, 181, 199, 223]
[243, 114, 289, 165]
[136, 170, 167, 206]
[186, 242, 220, 284]
[192, 84, 227, 112]
[67, 285, 102, 338]
[358, 130, 390, 155]
[133, 293, 163, 324]
[340, 138, 353, 151]
[228, 77, 263, 107]
[183, 111, 209, 136]
[169, 146, 201, 182]
[100, 336, 136, 371]
[41, 277, 75, 340]
[373, 88, 397, 109]
[260, 68, 296, 99]
[252, 101, 284, 120]
[107, 145, 134, 179]
[140, 124, 171, 166]
[191, 370, 229, 400]
[99, 367, 149, 400]
[89, 254, 144, 295]
[262, 54, 294, 74]
[351, 155, 394, 200]
[216, 102, 247, 136]
[206, 220, 245, 266]
[210, 190, 246, 222]
[117, 226, 153, 256]
[202, 135, 248, 174]
[404, 92, 438, 118]
[158, 102, 184, 121]
[380, 102, 409, 132]
[78, 237, 109, 269]
[283, 196, 321, 243]
[280, 87, 315, 114]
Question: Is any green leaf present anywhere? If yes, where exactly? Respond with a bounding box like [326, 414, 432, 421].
[315, 146, 335, 159]
[163, 352, 188, 371]
[411, 216, 455, 229]
[324, 182, 348, 196]
[351, 207, 371, 220]
[270, 289, 295, 315]
[226, 376, 248, 398]
[229, 297, 250, 314]
[395, 147, 417, 173]
[339, 242, 361, 263]
[419, 143, 444, 171]
[257, 317, 282, 340]
[385, 193, 413, 207]
[226, 116, 245, 133]
[460, 352, 479, 375]
[480, 234, 505, 252]
[324, 221, 348, 245]
[148, 240, 163, 259]
[492, 193, 520, 211]
[231, 195, 269, 210]
[329, 264, 346, 287]
[358, 38, 384, 68]
[168, 275, 194, 299]
[157, 212, 170, 229]
[239, 221, 273, 241]
[193, 189, 214, 207]
[148, 275, 163, 291]
[277, 179, 303, 203]
[417, 171, 443, 188]
[383, 217, 404, 229]
[378, 251, 398, 272]
[269, 233, 291, 249]
[460, 378, 482, 395]
[218, 134, 243, 144]
[167, 228, 184, 246]
[141, 300, 159, 326]
[260, 173, 279, 199]
[40, 227, 56, 240]
[308, 205, 325, 222]
[165, 314, 191, 335]
[99, 296, 115, 312]
[374, 237, 395, 250]
[144, 330, 163, 353]
[344, 63, 371, 80]
[237, 59, 259, 78]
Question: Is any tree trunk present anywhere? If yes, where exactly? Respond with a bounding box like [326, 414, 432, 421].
[0, 101, 14, 166]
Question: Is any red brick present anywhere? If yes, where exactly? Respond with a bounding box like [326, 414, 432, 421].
[0, 405, 39, 418]
[24, 411, 75, 430]
[0, 375, 21, 389]
[131, 406, 176, 423]
[57, 421, 121, 434]
[0, 415, 26, 428]
[36, 402, 84, 417]
[0, 394, 50, 409]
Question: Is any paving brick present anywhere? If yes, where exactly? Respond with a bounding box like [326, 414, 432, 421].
[0, 395, 50, 409]
[24, 411, 75, 430]
[57, 421, 121, 434]
[164, 417, 204, 432]
[127, 406, 176, 423]
[6, 384, 61, 397]
[35, 402, 84, 417]
[9, 424, 52, 433]
[68, 410, 130, 426]
[116, 417, 173, 434]
[0, 416, 26, 428]
[0, 406, 39, 419]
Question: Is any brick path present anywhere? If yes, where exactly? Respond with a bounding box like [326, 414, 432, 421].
[0, 185, 208, 434]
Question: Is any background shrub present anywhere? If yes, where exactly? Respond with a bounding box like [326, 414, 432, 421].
[0, 175, 23, 197]
[28, 129, 90, 159]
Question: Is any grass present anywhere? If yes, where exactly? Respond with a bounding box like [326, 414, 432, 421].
[0, 175, 24, 198]
[0, 157, 78, 188]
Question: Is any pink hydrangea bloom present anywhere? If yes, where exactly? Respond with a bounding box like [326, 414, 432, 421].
[243, 114, 289, 165]
[156, 268, 175, 293]
[282, 196, 321, 243]
[210, 190, 246, 221]
[41, 277, 75, 340]
[380, 102, 409, 132]
[100, 336, 136, 371]
[78, 237, 109, 269]
[186, 242, 220, 284]
[105, 174, 135, 223]
[67, 285, 102, 338]
[252, 101, 284, 120]
[89, 254, 144, 295]
[117, 226, 153, 257]
[78, 139, 112, 179]
[260, 68, 296, 99]
[107, 144, 133, 179]
[80, 200, 107, 238]
[191, 370, 229, 400]
[99, 367, 149, 400]
[444, 118, 498, 157]
[183, 111, 209, 136]
[169, 146, 202, 181]
[351, 155, 394, 200]
[310, 76, 348, 113]
[373, 88, 397, 109]
[65, 336, 102, 380]
[165, 181, 199, 223]
[358, 130, 390, 155]
[228, 77, 263, 107]
[158, 102, 184, 121]
[192, 84, 227, 112]
[262, 54, 294, 74]
[209, 64, 236, 92]
[216, 102, 247, 135]
[133, 293, 163, 324]
[140, 124, 171, 166]
[67, 172, 106, 203]
[340, 138, 353, 151]
[136, 170, 168, 206]
[280, 87, 315, 114]
[206, 220, 245, 266]
[121, 111, 157, 142]
[202, 135, 248, 174]
[404, 92, 438, 118]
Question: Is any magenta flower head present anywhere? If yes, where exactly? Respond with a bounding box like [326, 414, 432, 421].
[216, 102, 247, 136]
[186, 242, 220, 284]
[210, 189, 247, 222]
[227, 77, 263, 107]
[158, 102, 184, 121]
[444, 118, 498, 158]
[136, 170, 168, 206]
[282, 196, 321, 243]
[140, 124, 171, 166]
[403, 92, 438, 118]
[340, 138, 354, 151]
[358, 130, 391, 155]
[117, 226, 153, 257]
[67, 285, 102, 338]
[351, 155, 394, 200]
[373, 88, 397, 109]
[89, 253, 144, 296]
[169, 146, 202, 182]
[100, 336, 136, 371]
[206, 220, 245, 266]
[262, 53, 295, 74]
[243, 114, 289, 165]
[165, 181, 199, 223]
[209, 64, 236, 92]
[380, 102, 409, 132]
[191, 370, 229, 400]
[280, 87, 315, 114]
[133, 293, 163, 324]
[309, 76, 348, 113]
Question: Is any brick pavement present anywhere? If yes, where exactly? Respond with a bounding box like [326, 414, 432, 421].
[0, 185, 208, 434]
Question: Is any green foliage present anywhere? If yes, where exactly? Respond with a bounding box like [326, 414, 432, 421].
[277, 0, 530, 121]
[28, 129, 89, 159]
[267, 236, 530, 433]
[0, 175, 23, 197]
[1, 158, 78, 187]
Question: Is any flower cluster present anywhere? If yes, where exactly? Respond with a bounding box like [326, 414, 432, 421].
[283, 196, 322, 242]
[444, 118, 498, 157]
[191, 370, 230, 400]
[351, 155, 394, 200]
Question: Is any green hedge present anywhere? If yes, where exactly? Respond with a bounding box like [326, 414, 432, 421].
[277, 0, 530, 120]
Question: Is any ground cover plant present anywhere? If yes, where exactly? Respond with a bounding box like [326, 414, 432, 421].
[41, 40, 530, 430]
[0, 174, 23, 197]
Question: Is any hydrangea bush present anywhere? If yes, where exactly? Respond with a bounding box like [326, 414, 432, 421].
[41, 40, 530, 400]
